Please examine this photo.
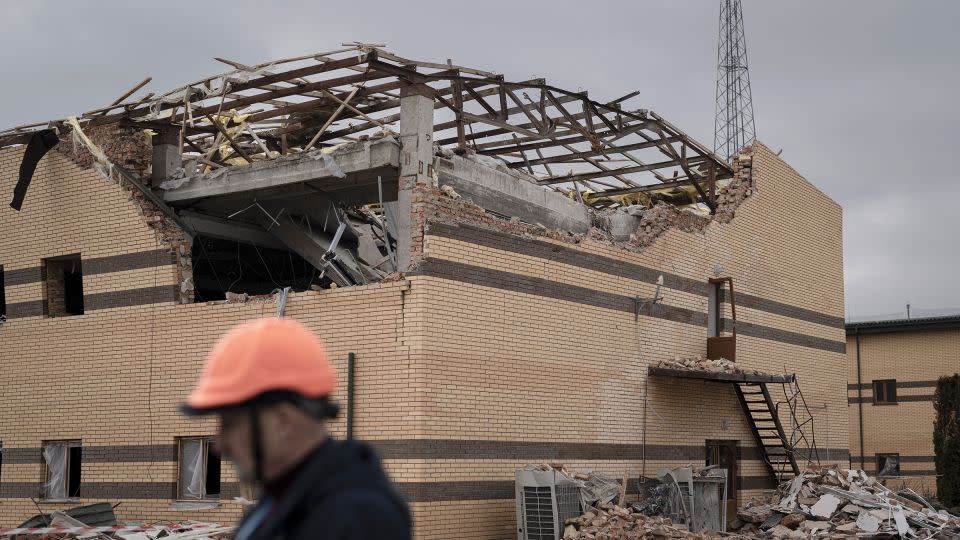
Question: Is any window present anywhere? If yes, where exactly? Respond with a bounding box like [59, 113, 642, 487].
[707, 280, 721, 338]
[877, 453, 900, 477]
[43, 255, 84, 317]
[0, 265, 6, 319]
[178, 438, 220, 500]
[873, 379, 898, 404]
[42, 441, 82, 500]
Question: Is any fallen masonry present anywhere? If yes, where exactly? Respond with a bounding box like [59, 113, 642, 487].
[733, 466, 960, 538]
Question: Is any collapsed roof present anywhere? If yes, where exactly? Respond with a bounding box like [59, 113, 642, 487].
[0, 43, 733, 211]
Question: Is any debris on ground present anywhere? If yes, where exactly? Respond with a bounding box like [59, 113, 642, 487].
[655, 356, 775, 378]
[0, 517, 232, 539]
[563, 502, 713, 539]
[733, 466, 960, 538]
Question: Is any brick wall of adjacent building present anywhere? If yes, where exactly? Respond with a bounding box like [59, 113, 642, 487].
[0, 139, 847, 539]
[847, 327, 960, 495]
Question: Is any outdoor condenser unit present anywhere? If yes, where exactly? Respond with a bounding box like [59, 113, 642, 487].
[515, 468, 583, 540]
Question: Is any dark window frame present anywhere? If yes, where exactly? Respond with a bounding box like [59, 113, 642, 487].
[876, 453, 901, 477]
[872, 379, 898, 405]
[42, 254, 84, 317]
[176, 437, 221, 501]
[41, 440, 82, 501]
[0, 265, 6, 318]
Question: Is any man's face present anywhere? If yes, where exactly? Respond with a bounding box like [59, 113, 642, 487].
[215, 409, 256, 483]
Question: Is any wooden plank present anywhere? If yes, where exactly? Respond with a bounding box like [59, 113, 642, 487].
[538, 156, 710, 185]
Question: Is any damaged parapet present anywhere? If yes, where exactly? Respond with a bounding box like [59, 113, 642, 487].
[53, 123, 196, 303]
[410, 146, 756, 271]
[434, 150, 592, 233]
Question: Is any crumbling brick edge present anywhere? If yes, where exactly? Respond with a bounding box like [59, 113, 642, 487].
[54, 124, 195, 303]
[407, 146, 756, 270]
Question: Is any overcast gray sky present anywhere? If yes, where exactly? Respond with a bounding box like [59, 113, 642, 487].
[3, 1, 958, 321]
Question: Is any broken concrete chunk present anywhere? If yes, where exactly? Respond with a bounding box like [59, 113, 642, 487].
[738, 506, 772, 523]
[779, 513, 804, 528]
[810, 493, 842, 518]
[800, 519, 831, 533]
[856, 510, 880, 533]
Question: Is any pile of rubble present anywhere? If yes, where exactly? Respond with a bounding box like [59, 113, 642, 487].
[736, 466, 960, 538]
[655, 355, 772, 378]
[563, 503, 725, 539]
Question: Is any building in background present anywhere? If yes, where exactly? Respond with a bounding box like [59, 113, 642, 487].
[847, 315, 960, 495]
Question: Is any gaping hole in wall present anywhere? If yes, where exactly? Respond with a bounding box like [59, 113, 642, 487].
[187, 202, 399, 300]
[43, 255, 84, 317]
[191, 237, 316, 302]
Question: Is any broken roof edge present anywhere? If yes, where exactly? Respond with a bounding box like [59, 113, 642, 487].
[0, 44, 734, 207]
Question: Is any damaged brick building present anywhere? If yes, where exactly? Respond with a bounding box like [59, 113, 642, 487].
[0, 46, 848, 538]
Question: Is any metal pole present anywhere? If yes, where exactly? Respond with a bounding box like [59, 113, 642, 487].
[346, 352, 356, 440]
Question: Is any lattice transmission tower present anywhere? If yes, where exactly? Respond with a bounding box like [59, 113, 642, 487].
[714, 0, 756, 161]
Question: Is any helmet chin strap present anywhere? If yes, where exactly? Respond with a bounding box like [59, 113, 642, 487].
[250, 405, 264, 484]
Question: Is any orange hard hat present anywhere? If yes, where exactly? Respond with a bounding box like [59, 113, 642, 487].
[182, 317, 337, 415]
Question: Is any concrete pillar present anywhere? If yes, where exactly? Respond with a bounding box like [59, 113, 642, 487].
[151, 125, 181, 184]
[396, 84, 434, 271]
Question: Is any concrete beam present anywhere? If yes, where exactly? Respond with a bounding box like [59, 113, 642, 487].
[435, 154, 592, 233]
[396, 86, 435, 271]
[162, 137, 399, 203]
[179, 211, 286, 250]
[151, 125, 181, 185]
[255, 209, 370, 287]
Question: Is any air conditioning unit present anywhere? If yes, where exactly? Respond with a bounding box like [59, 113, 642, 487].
[515, 468, 583, 540]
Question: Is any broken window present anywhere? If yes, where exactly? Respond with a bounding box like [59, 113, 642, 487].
[43, 441, 81, 500]
[0, 265, 6, 319]
[873, 379, 897, 405]
[178, 437, 220, 500]
[707, 280, 721, 338]
[43, 255, 84, 317]
[877, 453, 900, 477]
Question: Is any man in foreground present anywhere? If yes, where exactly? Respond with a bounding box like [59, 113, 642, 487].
[182, 317, 411, 540]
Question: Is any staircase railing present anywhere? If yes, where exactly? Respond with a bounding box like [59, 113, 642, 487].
[775, 376, 821, 471]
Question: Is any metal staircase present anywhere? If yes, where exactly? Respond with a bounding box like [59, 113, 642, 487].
[735, 382, 801, 484]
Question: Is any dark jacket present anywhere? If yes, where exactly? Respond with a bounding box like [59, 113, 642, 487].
[239, 440, 411, 540]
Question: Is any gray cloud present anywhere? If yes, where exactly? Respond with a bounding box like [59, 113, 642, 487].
[2, 1, 957, 320]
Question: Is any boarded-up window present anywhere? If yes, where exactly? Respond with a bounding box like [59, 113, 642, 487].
[43, 441, 82, 500]
[873, 380, 897, 404]
[178, 438, 220, 500]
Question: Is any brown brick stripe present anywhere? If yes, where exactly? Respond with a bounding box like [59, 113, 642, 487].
[0, 482, 240, 499]
[848, 395, 935, 404]
[415, 258, 846, 353]
[847, 380, 941, 390]
[2, 249, 174, 286]
[850, 455, 937, 463]
[0, 479, 779, 502]
[2, 442, 849, 464]
[427, 222, 845, 329]
[5, 286, 179, 318]
[3, 445, 176, 464]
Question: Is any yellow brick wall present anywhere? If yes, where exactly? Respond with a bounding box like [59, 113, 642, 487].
[847, 328, 959, 495]
[0, 141, 847, 539]
[404, 142, 848, 538]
